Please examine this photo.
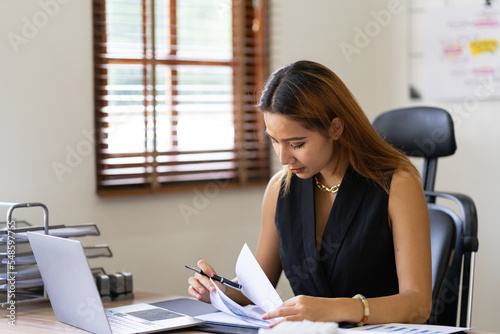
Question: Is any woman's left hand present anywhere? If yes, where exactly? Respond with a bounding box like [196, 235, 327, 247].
[261, 295, 336, 327]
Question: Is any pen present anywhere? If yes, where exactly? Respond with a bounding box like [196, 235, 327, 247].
[185, 264, 243, 290]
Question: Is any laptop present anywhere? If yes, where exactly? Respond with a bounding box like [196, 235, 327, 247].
[27, 232, 204, 334]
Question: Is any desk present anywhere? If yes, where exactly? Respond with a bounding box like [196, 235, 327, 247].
[0, 292, 493, 334]
[0, 292, 201, 334]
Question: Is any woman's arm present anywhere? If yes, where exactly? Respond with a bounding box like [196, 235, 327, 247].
[225, 170, 284, 304]
[255, 171, 283, 287]
[369, 169, 432, 324]
[188, 171, 283, 305]
[262, 169, 432, 326]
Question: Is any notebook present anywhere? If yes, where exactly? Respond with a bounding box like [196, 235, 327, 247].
[27, 232, 204, 334]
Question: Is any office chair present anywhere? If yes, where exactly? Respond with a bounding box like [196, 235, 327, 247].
[427, 203, 457, 325]
[372, 106, 479, 327]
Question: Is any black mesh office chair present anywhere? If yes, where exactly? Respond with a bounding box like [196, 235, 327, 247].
[372, 106, 479, 327]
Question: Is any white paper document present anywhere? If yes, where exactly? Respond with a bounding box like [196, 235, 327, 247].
[207, 282, 271, 327]
[339, 323, 468, 334]
[203, 243, 283, 328]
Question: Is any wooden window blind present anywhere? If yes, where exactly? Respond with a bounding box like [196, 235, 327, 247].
[93, 0, 269, 196]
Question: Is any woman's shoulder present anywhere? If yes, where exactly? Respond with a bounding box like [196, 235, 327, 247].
[270, 169, 285, 184]
[390, 168, 422, 192]
[263, 169, 289, 205]
[261, 170, 285, 223]
[388, 167, 426, 212]
[265, 169, 285, 196]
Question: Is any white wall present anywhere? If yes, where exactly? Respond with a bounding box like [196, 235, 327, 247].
[1, 1, 498, 332]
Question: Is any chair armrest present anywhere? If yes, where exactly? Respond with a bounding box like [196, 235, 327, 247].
[424, 190, 479, 253]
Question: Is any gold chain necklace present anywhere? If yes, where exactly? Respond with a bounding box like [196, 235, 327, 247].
[314, 176, 341, 194]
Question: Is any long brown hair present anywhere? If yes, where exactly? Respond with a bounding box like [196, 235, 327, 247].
[258, 60, 419, 194]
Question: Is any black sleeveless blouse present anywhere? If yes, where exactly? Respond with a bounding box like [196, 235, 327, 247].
[275, 167, 399, 298]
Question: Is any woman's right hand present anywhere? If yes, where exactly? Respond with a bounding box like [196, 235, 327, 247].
[187, 260, 226, 303]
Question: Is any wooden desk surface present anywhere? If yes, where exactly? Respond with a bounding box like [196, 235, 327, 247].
[0, 292, 202, 334]
[0, 292, 493, 334]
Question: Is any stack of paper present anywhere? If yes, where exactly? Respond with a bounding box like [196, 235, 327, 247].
[196, 243, 283, 328]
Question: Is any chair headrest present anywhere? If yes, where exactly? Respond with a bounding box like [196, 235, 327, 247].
[372, 106, 457, 159]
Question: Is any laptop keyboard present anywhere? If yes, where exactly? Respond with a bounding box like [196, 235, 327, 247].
[106, 309, 170, 334]
[126, 308, 184, 321]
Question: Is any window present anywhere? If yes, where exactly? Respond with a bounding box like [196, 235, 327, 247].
[93, 0, 269, 196]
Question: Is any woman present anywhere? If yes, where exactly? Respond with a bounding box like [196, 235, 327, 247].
[188, 60, 432, 327]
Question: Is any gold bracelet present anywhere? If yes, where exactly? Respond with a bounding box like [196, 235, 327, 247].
[353, 294, 369, 326]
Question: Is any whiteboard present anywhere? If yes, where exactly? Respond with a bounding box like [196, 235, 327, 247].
[408, 0, 500, 100]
